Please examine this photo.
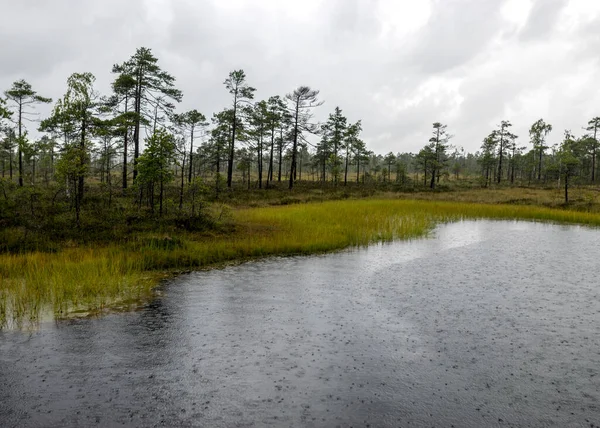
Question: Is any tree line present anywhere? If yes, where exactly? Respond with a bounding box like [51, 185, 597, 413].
[413, 118, 599, 202]
[0, 48, 372, 222]
[1, 46, 599, 226]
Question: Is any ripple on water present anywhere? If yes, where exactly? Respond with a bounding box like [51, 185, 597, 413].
[1, 220, 599, 427]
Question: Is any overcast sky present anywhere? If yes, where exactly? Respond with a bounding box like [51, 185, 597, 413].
[2, 0, 600, 154]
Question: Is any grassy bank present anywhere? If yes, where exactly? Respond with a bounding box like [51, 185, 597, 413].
[2, 198, 600, 328]
[221, 182, 600, 213]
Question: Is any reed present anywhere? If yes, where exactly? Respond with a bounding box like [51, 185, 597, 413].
[2, 199, 599, 327]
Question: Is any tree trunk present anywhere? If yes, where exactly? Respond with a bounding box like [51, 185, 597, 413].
[75, 180, 81, 229]
[278, 129, 283, 182]
[107, 154, 112, 208]
[78, 116, 86, 213]
[105, 151, 109, 184]
[344, 147, 349, 186]
[497, 133, 504, 184]
[123, 95, 129, 190]
[18, 101, 23, 187]
[215, 146, 221, 199]
[510, 147, 516, 184]
[289, 102, 300, 190]
[593, 127, 597, 183]
[258, 132, 263, 189]
[133, 73, 142, 183]
[159, 178, 164, 216]
[267, 128, 275, 186]
[227, 94, 238, 188]
[9, 141, 13, 180]
[152, 103, 159, 135]
[188, 126, 194, 184]
[179, 151, 186, 210]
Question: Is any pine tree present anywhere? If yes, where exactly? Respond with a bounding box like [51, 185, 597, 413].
[320, 107, 347, 184]
[586, 117, 600, 182]
[428, 122, 450, 189]
[137, 128, 176, 216]
[286, 87, 323, 189]
[42, 73, 102, 226]
[343, 121, 362, 186]
[223, 70, 255, 188]
[105, 73, 137, 190]
[208, 109, 234, 198]
[112, 47, 182, 182]
[5, 80, 52, 186]
[172, 110, 207, 184]
[529, 119, 553, 181]
[480, 132, 498, 187]
[265, 96, 287, 186]
[495, 120, 513, 184]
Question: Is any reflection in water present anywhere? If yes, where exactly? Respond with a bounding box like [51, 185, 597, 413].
[1, 220, 599, 427]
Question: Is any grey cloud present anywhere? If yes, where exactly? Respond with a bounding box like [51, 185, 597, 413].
[0, 0, 148, 80]
[0, 36, 74, 77]
[326, 0, 381, 39]
[1, 0, 599, 155]
[400, 0, 503, 74]
[519, 0, 568, 41]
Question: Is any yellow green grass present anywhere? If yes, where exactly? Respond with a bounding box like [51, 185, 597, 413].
[2, 198, 600, 328]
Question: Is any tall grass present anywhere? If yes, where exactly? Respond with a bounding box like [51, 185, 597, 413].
[2, 199, 600, 328]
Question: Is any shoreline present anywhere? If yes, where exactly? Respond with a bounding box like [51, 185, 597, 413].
[2, 197, 600, 329]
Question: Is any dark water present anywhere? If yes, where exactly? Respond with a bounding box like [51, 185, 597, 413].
[1, 221, 600, 428]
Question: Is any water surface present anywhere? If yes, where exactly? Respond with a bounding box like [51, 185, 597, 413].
[1, 221, 599, 427]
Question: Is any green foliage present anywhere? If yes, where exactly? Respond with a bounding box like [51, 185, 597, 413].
[112, 47, 182, 181]
[39, 98, 75, 141]
[425, 122, 450, 189]
[52, 73, 103, 141]
[4, 80, 52, 186]
[113, 47, 183, 103]
[383, 152, 396, 182]
[530, 119, 553, 147]
[55, 145, 89, 184]
[286, 86, 323, 189]
[0, 97, 12, 121]
[559, 135, 581, 172]
[5, 79, 52, 106]
[318, 107, 348, 183]
[224, 69, 256, 102]
[479, 132, 497, 186]
[223, 69, 256, 188]
[529, 118, 553, 181]
[138, 130, 176, 183]
[137, 129, 177, 215]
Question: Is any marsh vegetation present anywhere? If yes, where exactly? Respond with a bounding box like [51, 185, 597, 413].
[2, 47, 600, 327]
[3, 196, 600, 328]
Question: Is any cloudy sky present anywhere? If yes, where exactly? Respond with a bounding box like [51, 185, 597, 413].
[2, 0, 600, 154]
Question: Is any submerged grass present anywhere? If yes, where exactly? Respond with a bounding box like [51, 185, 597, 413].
[2, 198, 600, 328]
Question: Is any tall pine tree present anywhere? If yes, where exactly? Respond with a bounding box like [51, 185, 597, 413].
[112, 47, 182, 182]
